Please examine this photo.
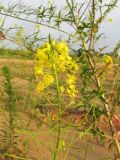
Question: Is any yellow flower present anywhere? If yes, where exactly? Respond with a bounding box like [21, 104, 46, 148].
[34, 65, 44, 76]
[36, 82, 45, 92]
[56, 41, 69, 55]
[66, 73, 78, 98]
[67, 60, 78, 72]
[67, 56, 72, 61]
[36, 49, 48, 61]
[58, 62, 66, 72]
[103, 55, 113, 64]
[74, 63, 79, 71]
[43, 42, 51, 52]
[42, 74, 54, 87]
[59, 55, 66, 60]
[66, 74, 76, 85]
[67, 85, 77, 98]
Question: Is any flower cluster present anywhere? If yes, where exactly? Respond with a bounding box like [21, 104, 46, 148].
[34, 40, 78, 99]
[103, 55, 113, 70]
[66, 74, 77, 98]
[103, 55, 113, 64]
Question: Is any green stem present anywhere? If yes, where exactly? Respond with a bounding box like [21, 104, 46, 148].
[52, 64, 61, 160]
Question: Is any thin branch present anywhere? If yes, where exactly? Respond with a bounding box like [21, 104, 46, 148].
[0, 12, 69, 35]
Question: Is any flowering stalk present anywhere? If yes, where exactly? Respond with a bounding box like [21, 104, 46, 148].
[34, 40, 78, 159]
[52, 63, 61, 160]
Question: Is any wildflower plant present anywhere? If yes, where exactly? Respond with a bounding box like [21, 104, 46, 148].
[34, 38, 78, 159]
[2, 66, 17, 155]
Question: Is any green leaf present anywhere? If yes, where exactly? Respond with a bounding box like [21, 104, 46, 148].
[99, 0, 102, 4]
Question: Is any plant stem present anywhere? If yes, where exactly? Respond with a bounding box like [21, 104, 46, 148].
[0, 12, 69, 35]
[52, 64, 61, 160]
